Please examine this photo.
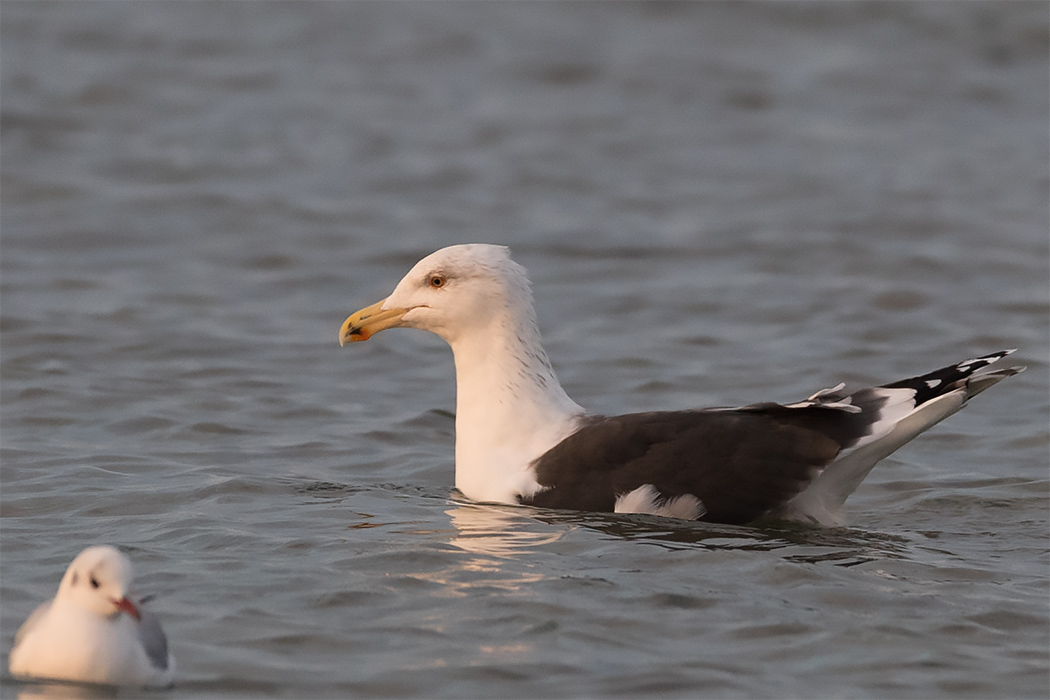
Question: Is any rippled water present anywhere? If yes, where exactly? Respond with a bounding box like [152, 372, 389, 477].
[2, 2, 1048, 698]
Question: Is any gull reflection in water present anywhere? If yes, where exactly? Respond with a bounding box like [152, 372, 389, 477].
[12, 681, 121, 700]
[445, 502, 571, 559]
[444, 496, 910, 568]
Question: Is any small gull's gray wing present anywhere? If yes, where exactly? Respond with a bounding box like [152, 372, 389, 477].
[136, 608, 170, 671]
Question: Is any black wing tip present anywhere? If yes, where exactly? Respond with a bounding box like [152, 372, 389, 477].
[953, 349, 1028, 377]
[877, 349, 1024, 403]
[960, 348, 1015, 363]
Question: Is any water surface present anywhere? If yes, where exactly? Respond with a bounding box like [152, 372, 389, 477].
[2, 3, 1048, 698]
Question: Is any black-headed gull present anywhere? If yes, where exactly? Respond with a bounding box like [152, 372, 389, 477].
[8, 545, 175, 688]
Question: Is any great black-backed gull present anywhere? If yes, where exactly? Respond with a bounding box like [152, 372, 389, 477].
[339, 244, 1024, 526]
[9, 546, 175, 688]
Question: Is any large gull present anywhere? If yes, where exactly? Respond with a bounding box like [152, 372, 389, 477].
[339, 244, 1024, 526]
[8, 545, 175, 688]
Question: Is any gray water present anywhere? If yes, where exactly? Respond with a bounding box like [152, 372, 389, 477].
[2, 2, 1048, 698]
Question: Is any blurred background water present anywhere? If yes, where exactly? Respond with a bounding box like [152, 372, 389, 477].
[1, 2, 1047, 698]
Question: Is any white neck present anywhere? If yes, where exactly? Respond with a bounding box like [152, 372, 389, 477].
[448, 318, 583, 504]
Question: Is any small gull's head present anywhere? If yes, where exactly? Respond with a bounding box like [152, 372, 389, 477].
[56, 546, 140, 621]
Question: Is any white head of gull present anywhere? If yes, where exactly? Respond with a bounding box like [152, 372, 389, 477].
[341, 244, 1025, 526]
[8, 545, 175, 689]
[342, 244, 584, 503]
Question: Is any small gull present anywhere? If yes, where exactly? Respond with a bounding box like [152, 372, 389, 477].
[8, 545, 175, 688]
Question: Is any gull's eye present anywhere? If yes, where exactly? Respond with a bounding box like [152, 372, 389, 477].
[89, 575, 100, 590]
[428, 274, 446, 289]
